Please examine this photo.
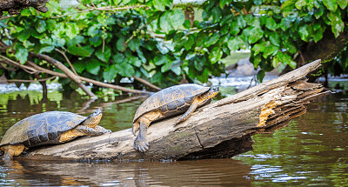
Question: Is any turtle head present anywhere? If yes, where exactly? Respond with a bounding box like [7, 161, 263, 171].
[206, 86, 219, 99]
[83, 108, 103, 128]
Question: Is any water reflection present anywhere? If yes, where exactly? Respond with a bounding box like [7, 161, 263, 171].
[1, 159, 252, 186]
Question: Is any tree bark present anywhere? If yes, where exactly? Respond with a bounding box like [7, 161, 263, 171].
[0, 0, 49, 15]
[17, 59, 329, 162]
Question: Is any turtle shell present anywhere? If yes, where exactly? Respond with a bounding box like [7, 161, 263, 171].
[133, 84, 210, 123]
[0, 111, 86, 148]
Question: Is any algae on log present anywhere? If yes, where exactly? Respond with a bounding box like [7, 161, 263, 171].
[17, 59, 329, 161]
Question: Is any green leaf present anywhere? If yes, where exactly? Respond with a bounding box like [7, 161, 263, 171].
[116, 35, 127, 52]
[36, 20, 47, 33]
[86, 58, 101, 75]
[115, 62, 134, 77]
[151, 71, 164, 83]
[209, 47, 222, 63]
[68, 46, 92, 57]
[263, 45, 278, 58]
[205, 32, 220, 47]
[154, 55, 170, 65]
[103, 65, 118, 81]
[237, 16, 246, 28]
[112, 53, 125, 64]
[160, 11, 172, 33]
[265, 17, 277, 31]
[153, 0, 171, 11]
[73, 61, 85, 74]
[277, 51, 296, 69]
[283, 40, 297, 53]
[298, 25, 309, 41]
[17, 30, 31, 42]
[248, 27, 264, 44]
[229, 21, 240, 35]
[129, 38, 141, 51]
[281, 0, 296, 16]
[14, 45, 29, 64]
[257, 70, 265, 82]
[269, 32, 280, 46]
[279, 18, 292, 31]
[194, 58, 204, 71]
[161, 61, 172, 73]
[87, 26, 100, 37]
[20, 9, 31, 16]
[184, 19, 191, 29]
[66, 23, 80, 39]
[227, 36, 244, 51]
[211, 7, 222, 23]
[252, 42, 266, 56]
[89, 36, 102, 47]
[185, 35, 195, 50]
[129, 56, 142, 67]
[295, 0, 307, 9]
[254, 0, 262, 6]
[137, 49, 146, 63]
[323, 0, 338, 11]
[328, 11, 344, 38]
[338, 0, 348, 9]
[272, 56, 280, 67]
[170, 9, 185, 29]
[313, 27, 325, 42]
[67, 35, 85, 47]
[95, 46, 111, 63]
[39, 46, 55, 53]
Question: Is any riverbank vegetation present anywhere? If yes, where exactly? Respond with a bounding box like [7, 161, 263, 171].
[0, 0, 348, 96]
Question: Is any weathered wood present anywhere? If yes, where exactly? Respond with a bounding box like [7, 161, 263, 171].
[17, 59, 329, 161]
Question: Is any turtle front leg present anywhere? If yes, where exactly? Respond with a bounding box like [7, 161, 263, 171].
[1, 144, 26, 161]
[174, 97, 199, 126]
[94, 125, 112, 133]
[134, 117, 150, 152]
[75, 126, 106, 136]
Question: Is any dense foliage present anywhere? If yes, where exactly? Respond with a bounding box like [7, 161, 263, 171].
[1, 0, 348, 91]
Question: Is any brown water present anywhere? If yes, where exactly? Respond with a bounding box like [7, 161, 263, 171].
[0, 82, 347, 186]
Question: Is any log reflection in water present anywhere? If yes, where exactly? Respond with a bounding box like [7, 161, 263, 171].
[2, 159, 252, 186]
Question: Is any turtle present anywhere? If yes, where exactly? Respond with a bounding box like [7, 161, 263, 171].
[0, 108, 111, 160]
[132, 84, 219, 152]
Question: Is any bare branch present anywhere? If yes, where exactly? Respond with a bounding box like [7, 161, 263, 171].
[25, 61, 152, 94]
[0, 55, 38, 74]
[0, 15, 15, 20]
[7, 76, 57, 83]
[55, 49, 78, 75]
[0, 61, 17, 71]
[133, 76, 161, 91]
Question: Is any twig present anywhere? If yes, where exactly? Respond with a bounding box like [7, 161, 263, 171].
[133, 76, 161, 91]
[0, 55, 38, 74]
[7, 76, 57, 83]
[26, 61, 152, 94]
[51, 5, 147, 18]
[55, 49, 78, 75]
[29, 52, 97, 98]
[0, 61, 17, 71]
[0, 15, 15, 21]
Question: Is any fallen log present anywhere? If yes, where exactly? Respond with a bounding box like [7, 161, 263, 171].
[17, 59, 329, 161]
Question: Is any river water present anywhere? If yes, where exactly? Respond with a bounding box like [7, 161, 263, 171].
[0, 78, 347, 186]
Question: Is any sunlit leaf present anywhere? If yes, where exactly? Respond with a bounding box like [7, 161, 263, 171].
[103, 65, 118, 81]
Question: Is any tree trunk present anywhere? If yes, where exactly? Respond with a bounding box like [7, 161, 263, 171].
[17, 59, 329, 162]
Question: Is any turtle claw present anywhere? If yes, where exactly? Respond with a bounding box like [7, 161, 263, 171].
[134, 137, 149, 152]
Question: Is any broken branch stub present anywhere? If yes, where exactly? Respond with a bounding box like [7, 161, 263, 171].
[15, 59, 329, 161]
